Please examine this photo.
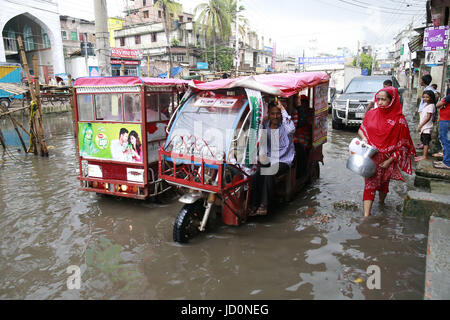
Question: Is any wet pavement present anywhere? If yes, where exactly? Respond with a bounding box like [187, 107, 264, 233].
[0, 93, 428, 299]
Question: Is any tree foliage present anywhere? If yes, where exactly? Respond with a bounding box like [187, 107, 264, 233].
[154, 0, 182, 77]
[353, 53, 374, 75]
[194, 0, 232, 71]
[201, 46, 234, 71]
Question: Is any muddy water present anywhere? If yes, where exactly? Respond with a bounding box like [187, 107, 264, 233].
[0, 96, 427, 300]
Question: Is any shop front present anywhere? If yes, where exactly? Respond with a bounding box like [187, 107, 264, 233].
[110, 48, 143, 76]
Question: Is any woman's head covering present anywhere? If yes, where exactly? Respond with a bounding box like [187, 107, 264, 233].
[361, 86, 416, 174]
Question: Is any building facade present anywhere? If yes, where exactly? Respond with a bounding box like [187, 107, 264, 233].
[123, 0, 193, 27]
[60, 15, 96, 58]
[114, 20, 204, 76]
[108, 17, 125, 48]
[0, 0, 65, 80]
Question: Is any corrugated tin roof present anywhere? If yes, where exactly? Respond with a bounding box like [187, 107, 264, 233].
[0, 83, 28, 96]
[409, 34, 424, 53]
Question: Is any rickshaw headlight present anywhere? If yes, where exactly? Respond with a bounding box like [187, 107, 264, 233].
[120, 185, 128, 192]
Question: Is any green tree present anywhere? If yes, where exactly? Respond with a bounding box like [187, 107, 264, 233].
[154, 0, 181, 78]
[194, 0, 232, 71]
[201, 46, 234, 71]
[353, 53, 374, 75]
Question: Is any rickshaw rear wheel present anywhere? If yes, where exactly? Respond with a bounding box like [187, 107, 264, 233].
[173, 200, 205, 243]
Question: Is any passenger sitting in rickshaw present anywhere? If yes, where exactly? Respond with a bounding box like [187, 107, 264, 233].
[293, 95, 313, 178]
[249, 99, 295, 216]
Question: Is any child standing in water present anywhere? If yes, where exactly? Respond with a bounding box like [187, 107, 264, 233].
[415, 90, 436, 162]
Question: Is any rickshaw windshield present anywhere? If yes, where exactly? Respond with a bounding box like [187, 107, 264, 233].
[166, 93, 248, 161]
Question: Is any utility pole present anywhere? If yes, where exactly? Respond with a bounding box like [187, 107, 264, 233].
[94, 0, 111, 76]
[235, 0, 239, 77]
[302, 49, 305, 72]
[408, 22, 413, 91]
[356, 40, 360, 67]
[84, 33, 89, 76]
[371, 49, 376, 75]
[441, 35, 450, 98]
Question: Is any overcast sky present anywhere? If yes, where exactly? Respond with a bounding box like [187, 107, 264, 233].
[58, 0, 428, 58]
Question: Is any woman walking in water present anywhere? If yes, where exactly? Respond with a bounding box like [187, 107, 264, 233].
[358, 86, 416, 217]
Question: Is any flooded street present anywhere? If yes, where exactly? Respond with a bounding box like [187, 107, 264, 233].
[0, 94, 428, 300]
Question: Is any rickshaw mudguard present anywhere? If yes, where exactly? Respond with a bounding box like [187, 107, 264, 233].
[178, 191, 203, 204]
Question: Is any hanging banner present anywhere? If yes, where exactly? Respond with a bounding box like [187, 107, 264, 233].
[298, 56, 345, 65]
[313, 83, 328, 147]
[244, 88, 264, 166]
[425, 50, 446, 66]
[423, 26, 450, 51]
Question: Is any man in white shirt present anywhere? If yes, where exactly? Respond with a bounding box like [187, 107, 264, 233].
[110, 128, 129, 161]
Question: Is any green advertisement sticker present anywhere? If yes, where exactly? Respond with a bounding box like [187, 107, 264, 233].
[79, 122, 143, 163]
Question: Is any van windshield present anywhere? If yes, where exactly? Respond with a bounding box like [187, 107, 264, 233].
[345, 79, 386, 94]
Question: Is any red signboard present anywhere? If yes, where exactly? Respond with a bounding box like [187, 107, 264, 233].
[111, 48, 143, 59]
[110, 60, 140, 65]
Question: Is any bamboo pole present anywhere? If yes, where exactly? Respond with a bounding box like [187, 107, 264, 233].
[0, 105, 31, 117]
[0, 128, 6, 150]
[68, 75, 76, 138]
[0, 105, 27, 153]
[17, 36, 38, 155]
[33, 55, 49, 156]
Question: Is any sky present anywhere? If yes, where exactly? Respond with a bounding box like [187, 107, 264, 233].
[58, 0, 429, 58]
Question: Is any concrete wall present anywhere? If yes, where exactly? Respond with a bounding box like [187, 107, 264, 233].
[0, 0, 65, 74]
[65, 56, 98, 79]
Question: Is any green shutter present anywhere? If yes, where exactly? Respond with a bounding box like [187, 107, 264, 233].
[72, 32, 78, 41]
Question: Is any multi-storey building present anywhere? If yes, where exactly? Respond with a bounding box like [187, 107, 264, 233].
[122, 0, 193, 27]
[60, 15, 96, 58]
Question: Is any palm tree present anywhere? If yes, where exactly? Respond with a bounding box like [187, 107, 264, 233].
[224, 0, 248, 70]
[224, 0, 248, 36]
[194, 0, 231, 71]
[154, 0, 181, 78]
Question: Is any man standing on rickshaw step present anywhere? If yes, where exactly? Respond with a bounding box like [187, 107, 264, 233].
[249, 99, 295, 216]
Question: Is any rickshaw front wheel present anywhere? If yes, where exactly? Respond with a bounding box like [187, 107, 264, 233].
[173, 200, 205, 243]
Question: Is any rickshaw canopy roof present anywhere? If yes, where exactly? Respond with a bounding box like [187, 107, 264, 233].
[189, 72, 329, 97]
[73, 76, 189, 87]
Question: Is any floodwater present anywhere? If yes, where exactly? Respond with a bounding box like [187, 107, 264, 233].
[0, 95, 427, 300]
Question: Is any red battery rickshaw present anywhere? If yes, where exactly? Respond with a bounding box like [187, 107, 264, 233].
[159, 73, 329, 242]
[73, 76, 188, 199]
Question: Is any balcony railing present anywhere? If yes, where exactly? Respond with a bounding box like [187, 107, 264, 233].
[3, 37, 18, 55]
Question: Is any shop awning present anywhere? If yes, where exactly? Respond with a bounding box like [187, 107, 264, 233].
[189, 72, 329, 97]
